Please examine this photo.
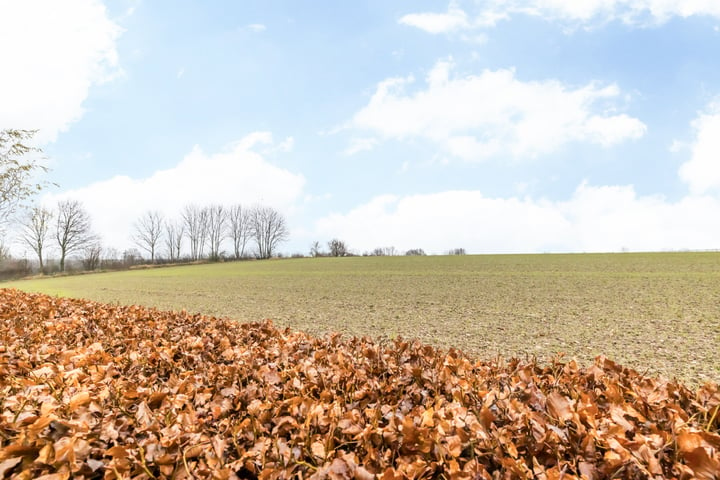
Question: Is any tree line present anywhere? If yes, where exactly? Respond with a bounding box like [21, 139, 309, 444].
[16, 201, 289, 274]
[14, 205, 461, 275]
[0, 129, 291, 275]
[310, 239, 465, 258]
[133, 204, 288, 263]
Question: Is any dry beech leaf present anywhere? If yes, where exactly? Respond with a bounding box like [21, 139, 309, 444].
[86, 458, 104, 471]
[0, 445, 39, 460]
[546, 392, 573, 422]
[683, 446, 720, 480]
[677, 431, 704, 453]
[105, 446, 129, 459]
[355, 466, 375, 480]
[420, 407, 435, 428]
[34, 473, 70, 480]
[311, 441, 326, 459]
[0, 457, 22, 477]
[446, 435, 463, 458]
[36, 443, 54, 464]
[68, 391, 91, 411]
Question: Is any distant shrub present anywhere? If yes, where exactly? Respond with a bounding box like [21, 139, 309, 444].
[0, 258, 32, 280]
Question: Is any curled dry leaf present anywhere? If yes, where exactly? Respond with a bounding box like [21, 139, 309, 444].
[0, 457, 22, 477]
[311, 441, 326, 460]
[67, 391, 91, 411]
[546, 391, 574, 422]
[0, 288, 718, 479]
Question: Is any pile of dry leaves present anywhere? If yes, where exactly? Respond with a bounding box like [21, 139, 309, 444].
[0, 289, 718, 479]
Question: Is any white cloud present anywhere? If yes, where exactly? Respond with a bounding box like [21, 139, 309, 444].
[524, 0, 720, 24]
[0, 0, 123, 143]
[669, 139, 685, 153]
[678, 101, 720, 194]
[399, 2, 471, 34]
[42, 132, 305, 250]
[401, 1, 720, 34]
[344, 137, 379, 156]
[348, 60, 646, 161]
[246, 23, 267, 32]
[315, 183, 720, 254]
[248, 133, 295, 155]
[270, 136, 295, 154]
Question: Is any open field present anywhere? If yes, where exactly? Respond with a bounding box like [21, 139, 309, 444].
[5, 252, 720, 386]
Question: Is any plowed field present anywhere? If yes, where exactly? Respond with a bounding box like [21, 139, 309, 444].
[6, 253, 720, 386]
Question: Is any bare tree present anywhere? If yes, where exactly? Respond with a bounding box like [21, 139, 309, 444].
[0, 129, 49, 230]
[204, 204, 226, 261]
[198, 208, 210, 259]
[250, 205, 289, 259]
[102, 247, 122, 270]
[55, 200, 94, 272]
[133, 211, 164, 263]
[83, 241, 103, 271]
[372, 246, 397, 256]
[164, 219, 184, 262]
[20, 206, 52, 272]
[228, 204, 251, 260]
[310, 240, 323, 257]
[122, 248, 142, 267]
[328, 239, 348, 257]
[0, 238, 10, 261]
[182, 204, 207, 261]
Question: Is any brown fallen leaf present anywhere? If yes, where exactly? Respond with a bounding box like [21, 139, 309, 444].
[677, 431, 705, 453]
[546, 391, 573, 422]
[34, 473, 70, 480]
[0, 457, 22, 477]
[311, 441, 326, 460]
[68, 391, 91, 411]
[683, 446, 720, 480]
[0, 445, 39, 461]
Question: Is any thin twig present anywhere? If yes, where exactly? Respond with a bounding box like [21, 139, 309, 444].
[706, 404, 720, 432]
[138, 445, 158, 480]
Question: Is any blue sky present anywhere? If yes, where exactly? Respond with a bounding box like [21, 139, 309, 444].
[3, 0, 720, 255]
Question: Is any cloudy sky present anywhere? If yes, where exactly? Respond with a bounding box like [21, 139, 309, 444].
[3, 0, 720, 256]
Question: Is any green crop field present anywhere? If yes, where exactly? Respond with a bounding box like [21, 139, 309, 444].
[4, 252, 720, 386]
